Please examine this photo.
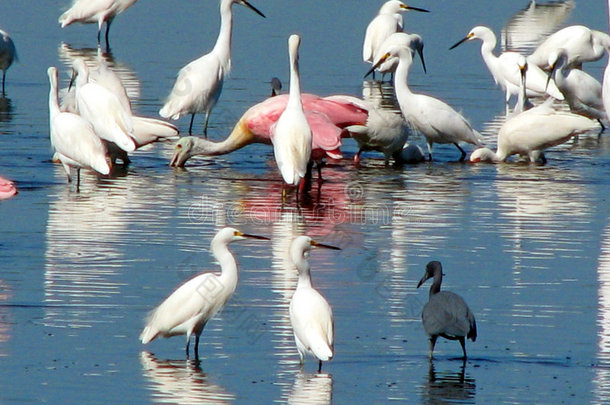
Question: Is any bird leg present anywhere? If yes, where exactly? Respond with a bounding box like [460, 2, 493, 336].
[188, 114, 196, 136]
[354, 149, 362, 165]
[428, 335, 438, 359]
[203, 112, 211, 138]
[454, 143, 466, 161]
[459, 337, 467, 360]
[185, 338, 191, 358]
[1, 71, 5, 95]
[317, 360, 323, 373]
[194, 335, 200, 360]
[426, 143, 433, 162]
[105, 20, 112, 48]
[76, 168, 81, 193]
[316, 161, 325, 185]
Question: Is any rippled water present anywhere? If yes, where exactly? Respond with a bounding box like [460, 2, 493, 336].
[1, 0, 610, 403]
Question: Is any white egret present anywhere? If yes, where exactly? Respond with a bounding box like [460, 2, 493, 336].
[71, 58, 136, 153]
[603, 48, 610, 122]
[271, 34, 312, 191]
[140, 227, 269, 359]
[450, 26, 564, 105]
[47, 66, 111, 185]
[528, 25, 610, 68]
[471, 57, 598, 164]
[417, 261, 477, 359]
[362, 0, 428, 78]
[0, 29, 16, 95]
[367, 40, 483, 161]
[289, 236, 340, 371]
[59, 0, 137, 46]
[159, 0, 265, 136]
[547, 48, 606, 127]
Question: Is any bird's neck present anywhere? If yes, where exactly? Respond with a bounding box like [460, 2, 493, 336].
[212, 240, 239, 290]
[429, 275, 442, 298]
[296, 266, 313, 289]
[193, 119, 256, 156]
[394, 53, 414, 107]
[214, 0, 233, 75]
[48, 76, 61, 118]
[287, 55, 303, 110]
[480, 35, 498, 68]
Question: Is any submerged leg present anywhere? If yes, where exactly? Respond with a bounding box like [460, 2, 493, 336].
[426, 143, 433, 162]
[454, 143, 466, 161]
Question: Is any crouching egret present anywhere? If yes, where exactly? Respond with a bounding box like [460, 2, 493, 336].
[271, 34, 312, 192]
[159, 0, 265, 136]
[140, 227, 269, 359]
[0, 29, 17, 95]
[417, 261, 477, 359]
[367, 37, 483, 161]
[289, 236, 340, 371]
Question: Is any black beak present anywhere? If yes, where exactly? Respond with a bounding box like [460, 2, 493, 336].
[364, 53, 389, 78]
[404, 5, 429, 13]
[241, 0, 266, 18]
[416, 45, 427, 74]
[311, 240, 341, 250]
[449, 36, 470, 50]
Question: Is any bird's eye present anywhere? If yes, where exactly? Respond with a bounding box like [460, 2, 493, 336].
[176, 144, 182, 149]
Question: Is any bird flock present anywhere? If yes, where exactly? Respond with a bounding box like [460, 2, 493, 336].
[0, 0, 607, 366]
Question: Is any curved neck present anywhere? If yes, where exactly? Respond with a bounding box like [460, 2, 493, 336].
[429, 273, 442, 297]
[213, 0, 233, 74]
[48, 71, 60, 118]
[292, 250, 313, 289]
[193, 119, 256, 156]
[211, 238, 239, 289]
[393, 50, 414, 109]
[479, 33, 498, 73]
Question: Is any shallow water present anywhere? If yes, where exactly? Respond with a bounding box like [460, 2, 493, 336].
[1, 0, 610, 403]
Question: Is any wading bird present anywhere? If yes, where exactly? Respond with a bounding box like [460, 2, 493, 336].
[58, 0, 138, 46]
[289, 236, 340, 371]
[417, 261, 477, 359]
[140, 227, 269, 359]
[368, 38, 483, 161]
[159, 0, 265, 136]
[0, 29, 16, 95]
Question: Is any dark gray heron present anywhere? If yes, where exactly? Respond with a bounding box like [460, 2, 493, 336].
[417, 261, 477, 359]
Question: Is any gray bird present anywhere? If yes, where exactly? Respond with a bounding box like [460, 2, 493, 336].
[417, 261, 477, 359]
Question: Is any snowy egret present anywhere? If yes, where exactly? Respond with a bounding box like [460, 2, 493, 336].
[140, 227, 269, 359]
[0, 29, 16, 95]
[417, 261, 477, 359]
[169, 93, 368, 166]
[367, 40, 483, 161]
[71, 58, 136, 152]
[48, 66, 111, 185]
[271, 34, 312, 191]
[547, 48, 607, 127]
[159, 0, 265, 136]
[450, 26, 564, 105]
[603, 48, 610, 122]
[362, 0, 428, 78]
[528, 25, 610, 68]
[58, 0, 138, 46]
[0, 175, 17, 200]
[289, 236, 340, 371]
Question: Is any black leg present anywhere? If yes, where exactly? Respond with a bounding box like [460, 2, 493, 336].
[454, 143, 466, 161]
[194, 335, 200, 360]
[203, 112, 210, 138]
[318, 360, 322, 373]
[188, 114, 195, 135]
[1, 71, 5, 95]
[76, 169, 81, 193]
[429, 335, 438, 359]
[185, 338, 190, 358]
[105, 20, 112, 47]
[459, 337, 467, 360]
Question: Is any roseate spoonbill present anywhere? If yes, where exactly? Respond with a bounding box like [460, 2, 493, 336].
[71, 58, 136, 152]
[362, 0, 428, 78]
[48, 67, 111, 185]
[470, 58, 598, 164]
[450, 26, 564, 105]
[58, 0, 138, 46]
[159, 0, 265, 137]
[547, 48, 607, 127]
[169, 93, 368, 166]
[140, 227, 269, 359]
[0, 175, 17, 200]
[417, 261, 477, 359]
[0, 29, 16, 95]
[528, 25, 610, 68]
[271, 34, 312, 191]
[368, 39, 483, 161]
[289, 236, 340, 371]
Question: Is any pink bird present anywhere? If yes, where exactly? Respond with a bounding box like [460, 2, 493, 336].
[0, 175, 17, 200]
[169, 93, 368, 166]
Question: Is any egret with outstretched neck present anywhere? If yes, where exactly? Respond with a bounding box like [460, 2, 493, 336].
[289, 236, 340, 371]
[140, 227, 269, 359]
[159, 0, 265, 136]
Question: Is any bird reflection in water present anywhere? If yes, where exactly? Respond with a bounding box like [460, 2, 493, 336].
[421, 361, 476, 404]
[140, 351, 235, 404]
[0, 94, 12, 123]
[287, 371, 333, 405]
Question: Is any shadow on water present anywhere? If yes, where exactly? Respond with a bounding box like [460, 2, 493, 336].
[286, 371, 333, 405]
[420, 360, 476, 404]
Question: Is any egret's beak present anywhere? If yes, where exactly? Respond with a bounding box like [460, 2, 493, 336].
[311, 240, 341, 250]
[416, 273, 430, 289]
[365, 52, 391, 78]
[449, 33, 473, 50]
[416, 44, 427, 74]
[546, 62, 556, 92]
[68, 69, 77, 91]
[235, 231, 270, 241]
[240, 0, 266, 18]
[401, 4, 429, 13]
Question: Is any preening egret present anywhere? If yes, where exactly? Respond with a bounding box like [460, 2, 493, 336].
[547, 48, 607, 127]
[0, 175, 17, 200]
[367, 39, 483, 161]
[417, 261, 477, 359]
[288, 236, 340, 371]
[58, 0, 138, 46]
[528, 25, 610, 68]
[470, 58, 598, 164]
[450, 26, 564, 104]
[159, 0, 265, 136]
[140, 227, 269, 359]
[71, 58, 136, 153]
[0, 29, 16, 95]
[271, 34, 312, 191]
[362, 0, 428, 77]
[168, 93, 368, 166]
[47, 66, 111, 185]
